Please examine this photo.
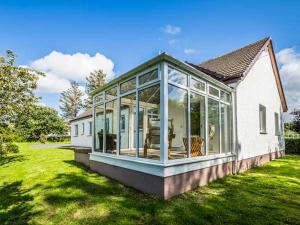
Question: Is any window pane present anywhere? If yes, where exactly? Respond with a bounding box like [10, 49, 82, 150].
[75, 125, 78, 136]
[221, 104, 231, 153]
[89, 121, 92, 135]
[275, 112, 279, 135]
[94, 104, 104, 152]
[139, 69, 158, 85]
[120, 93, 136, 157]
[208, 98, 220, 154]
[220, 91, 231, 102]
[94, 93, 104, 104]
[120, 78, 136, 94]
[209, 86, 219, 97]
[259, 105, 266, 133]
[168, 66, 188, 86]
[168, 84, 188, 159]
[138, 84, 160, 160]
[105, 100, 117, 154]
[191, 78, 205, 92]
[190, 93, 206, 157]
[105, 86, 117, 100]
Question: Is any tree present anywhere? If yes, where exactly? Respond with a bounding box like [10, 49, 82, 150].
[16, 105, 68, 140]
[85, 69, 106, 108]
[0, 50, 43, 124]
[59, 81, 84, 120]
[291, 109, 300, 133]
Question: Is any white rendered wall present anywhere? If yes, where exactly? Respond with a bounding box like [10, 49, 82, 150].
[236, 48, 284, 160]
[71, 117, 93, 147]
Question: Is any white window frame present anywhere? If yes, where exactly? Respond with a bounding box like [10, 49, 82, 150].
[259, 104, 267, 134]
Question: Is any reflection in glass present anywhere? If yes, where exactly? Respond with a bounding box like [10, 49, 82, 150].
[105, 100, 117, 154]
[191, 78, 205, 92]
[138, 84, 160, 160]
[120, 78, 136, 94]
[220, 91, 231, 102]
[168, 84, 188, 159]
[94, 93, 104, 104]
[120, 93, 136, 156]
[208, 98, 220, 154]
[139, 69, 158, 85]
[105, 86, 117, 100]
[221, 103, 231, 153]
[190, 93, 206, 157]
[94, 104, 104, 152]
[209, 86, 219, 97]
[168, 66, 188, 86]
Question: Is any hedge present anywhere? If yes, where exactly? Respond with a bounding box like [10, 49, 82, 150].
[285, 138, 300, 154]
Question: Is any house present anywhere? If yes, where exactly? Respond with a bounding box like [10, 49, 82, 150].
[72, 37, 287, 199]
[70, 108, 93, 148]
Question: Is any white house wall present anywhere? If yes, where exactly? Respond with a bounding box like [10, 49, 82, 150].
[236, 48, 284, 161]
[71, 117, 93, 147]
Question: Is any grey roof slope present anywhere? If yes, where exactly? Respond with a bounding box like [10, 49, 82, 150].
[70, 108, 92, 122]
[190, 37, 270, 84]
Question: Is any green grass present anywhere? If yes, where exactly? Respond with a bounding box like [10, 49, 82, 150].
[0, 143, 299, 225]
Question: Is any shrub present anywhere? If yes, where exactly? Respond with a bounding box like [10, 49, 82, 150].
[39, 133, 47, 144]
[285, 138, 300, 154]
[6, 142, 19, 153]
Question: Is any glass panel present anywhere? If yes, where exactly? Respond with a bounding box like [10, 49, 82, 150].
[209, 86, 219, 97]
[139, 69, 158, 85]
[138, 84, 160, 160]
[94, 93, 104, 104]
[120, 93, 136, 156]
[275, 112, 279, 135]
[221, 103, 231, 153]
[105, 86, 117, 100]
[168, 66, 188, 86]
[168, 84, 188, 159]
[191, 78, 205, 92]
[105, 100, 117, 154]
[120, 78, 136, 94]
[190, 93, 206, 157]
[259, 104, 266, 133]
[94, 104, 104, 152]
[208, 98, 220, 155]
[220, 91, 231, 102]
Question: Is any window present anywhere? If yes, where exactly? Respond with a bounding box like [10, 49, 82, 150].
[220, 91, 231, 102]
[88, 121, 92, 135]
[190, 93, 206, 157]
[168, 84, 188, 159]
[120, 78, 136, 94]
[94, 93, 104, 104]
[105, 86, 117, 100]
[168, 66, 188, 86]
[208, 98, 220, 154]
[139, 69, 158, 85]
[275, 112, 280, 136]
[259, 105, 267, 134]
[94, 104, 104, 152]
[209, 86, 219, 97]
[82, 123, 85, 135]
[191, 77, 205, 92]
[105, 100, 117, 154]
[74, 124, 78, 137]
[138, 84, 160, 160]
[120, 92, 136, 156]
[221, 104, 231, 153]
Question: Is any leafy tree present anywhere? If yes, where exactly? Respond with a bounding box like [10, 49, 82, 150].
[85, 69, 106, 108]
[291, 109, 300, 133]
[16, 105, 68, 140]
[0, 50, 43, 124]
[59, 81, 84, 120]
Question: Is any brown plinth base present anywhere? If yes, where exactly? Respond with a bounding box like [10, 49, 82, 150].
[75, 150, 285, 199]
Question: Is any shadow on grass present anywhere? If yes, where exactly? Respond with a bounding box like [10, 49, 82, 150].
[40, 157, 300, 225]
[0, 181, 38, 225]
[0, 155, 25, 167]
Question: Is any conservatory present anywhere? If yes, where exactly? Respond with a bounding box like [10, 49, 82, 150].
[90, 53, 235, 198]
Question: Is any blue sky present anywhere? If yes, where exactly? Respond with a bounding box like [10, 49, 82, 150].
[1, 0, 300, 119]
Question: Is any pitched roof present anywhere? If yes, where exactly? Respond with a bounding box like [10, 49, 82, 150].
[70, 108, 93, 122]
[191, 37, 270, 84]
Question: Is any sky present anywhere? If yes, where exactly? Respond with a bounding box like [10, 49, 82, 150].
[1, 0, 300, 121]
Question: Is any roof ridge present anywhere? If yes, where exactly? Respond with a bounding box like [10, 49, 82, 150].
[199, 37, 270, 66]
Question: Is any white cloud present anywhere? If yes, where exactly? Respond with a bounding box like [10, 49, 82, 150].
[184, 48, 197, 54]
[277, 48, 300, 121]
[31, 51, 115, 93]
[162, 25, 181, 35]
[168, 39, 178, 45]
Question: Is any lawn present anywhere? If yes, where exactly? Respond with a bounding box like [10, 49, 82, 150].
[0, 143, 299, 225]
